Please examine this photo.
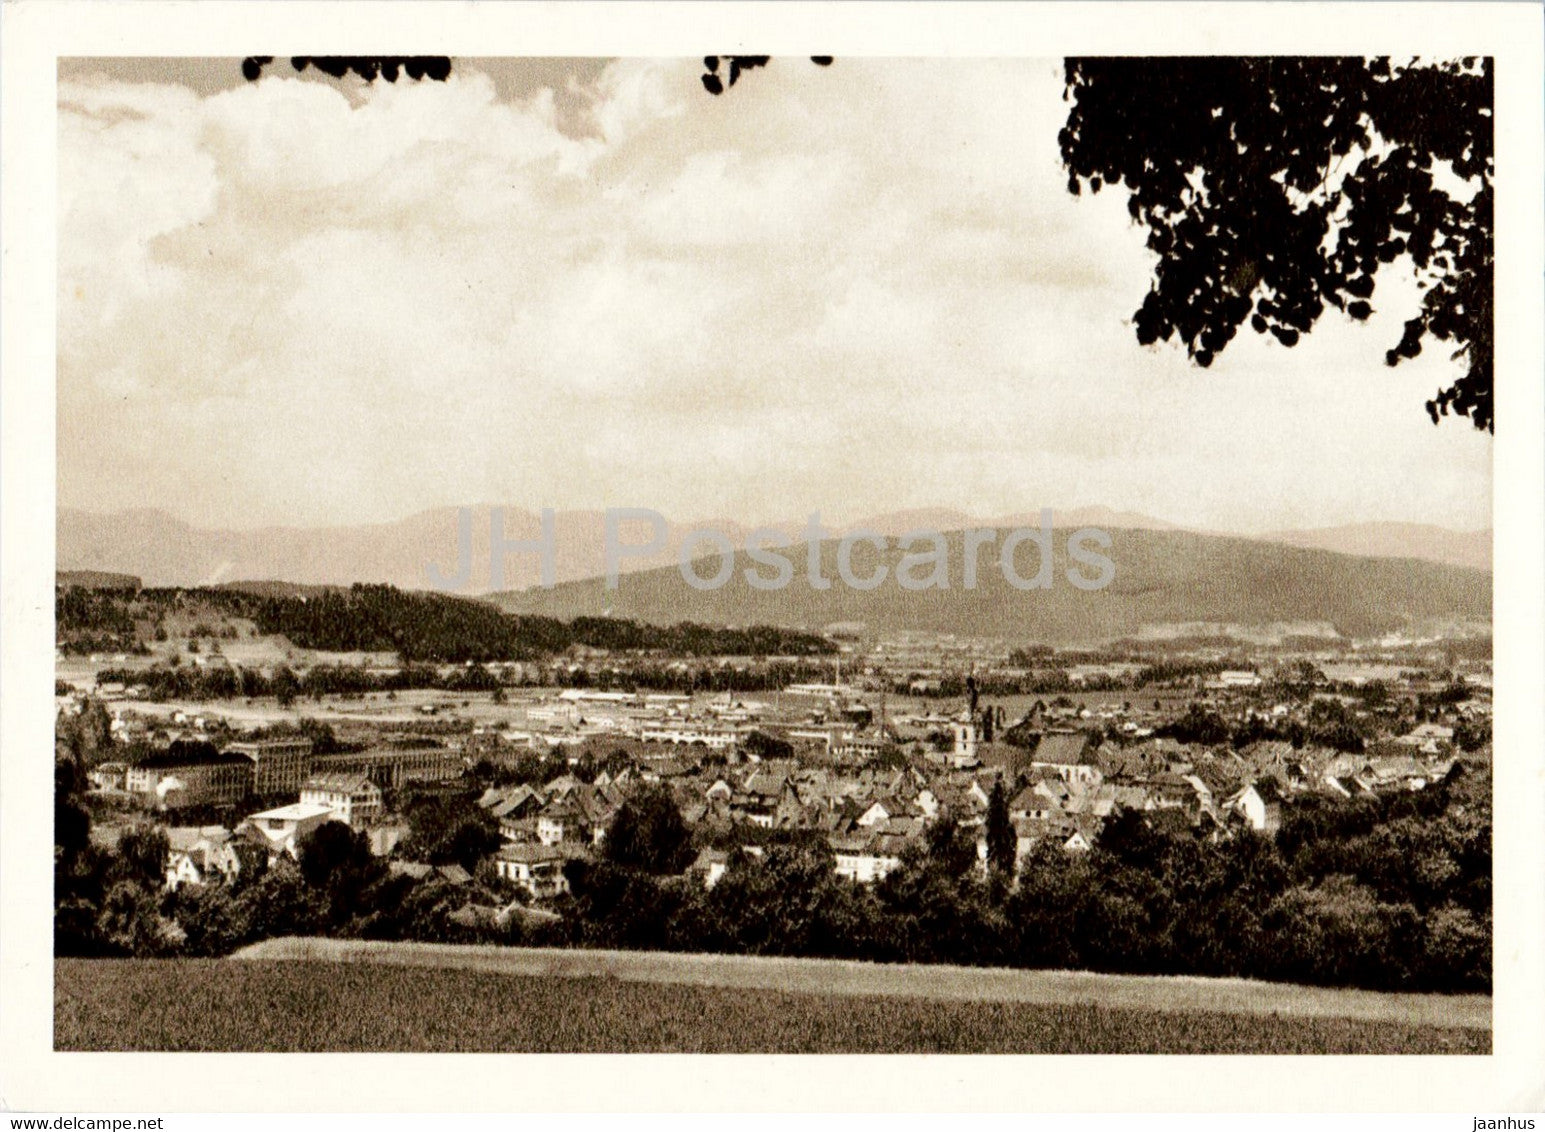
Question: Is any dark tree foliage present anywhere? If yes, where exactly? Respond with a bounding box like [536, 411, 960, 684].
[298, 820, 371, 890]
[55, 588, 145, 655]
[241, 54, 834, 98]
[116, 824, 171, 891]
[700, 56, 832, 95]
[399, 796, 504, 874]
[243, 57, 451, 83]
[922, 808, 979, 880]
[603, 784, 694, 876]
[298, 822, 390, 930]
[1162, 702, 1232, 746]
[66, 763, 1490, 988]
[1061, 57, 1493, 431]
[561, 860, 688, 951]
[672, 844, 888, 959]
[741, 729, 795, 762]
[54, 745, 114, 956]
[109, 584, 833, 663]
[985, 780, 1016, 877]
[163, 882, 251, 957]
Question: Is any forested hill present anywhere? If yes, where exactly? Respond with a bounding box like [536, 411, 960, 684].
[55, 583, 835, 662]
[491, 527, 1491, 644]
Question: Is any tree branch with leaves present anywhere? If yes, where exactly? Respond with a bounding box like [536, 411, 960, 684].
[1060, 56, 1493, 431]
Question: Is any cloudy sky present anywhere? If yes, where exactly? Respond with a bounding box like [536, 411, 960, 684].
[57, 57, 1491, 533]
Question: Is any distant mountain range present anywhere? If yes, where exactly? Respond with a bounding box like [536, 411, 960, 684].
[56, 505, 1175, 592]
[488, 526, 1490, 644]
[55, 507, 1488, 640]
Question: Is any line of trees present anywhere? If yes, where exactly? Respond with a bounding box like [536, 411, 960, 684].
[59, 583, 836, 663]
[93, 654, 850, 705]
[560, 775, 1490, 993]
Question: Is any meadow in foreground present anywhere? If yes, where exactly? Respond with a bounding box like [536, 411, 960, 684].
[54, 959, 1490, 1054]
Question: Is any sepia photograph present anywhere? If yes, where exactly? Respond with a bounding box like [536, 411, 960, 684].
[4, 0, 1545, 1116]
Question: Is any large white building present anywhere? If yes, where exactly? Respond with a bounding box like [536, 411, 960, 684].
[240, 801, 335, 858]
[299, 773, 383, 827]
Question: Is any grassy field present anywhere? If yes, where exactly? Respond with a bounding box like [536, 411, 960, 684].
[55, 959, 1489, 1053]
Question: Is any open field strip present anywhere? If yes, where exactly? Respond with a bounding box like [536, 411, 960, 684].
[232, 936, 1490, 1031]
[55, 958, 1489, 1053]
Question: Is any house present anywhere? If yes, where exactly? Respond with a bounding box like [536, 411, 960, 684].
[1182, 774, 1215, 814]
[830, 830, 905, 884]
[730, 772, 786, 827]
[536, 786, 617, 846]
[1100, 740, 1179, 781]
[88, 762, 128, 793]
[299, 773, 383, 827]
[494, 844, 572, 898]
[164, 826, 240, 890]
[1108, 784, 1155, 812]
[536, 800, 577, 845]
[637, 755, 699, 783]
[964, 776, 995, 811]
[912, 788, 942, 820]
[543, 773, 584, 799]
[1321, 774, 1355, 799]
[976, 741, 1032, 777]
[1062, 785, 1117, 820]
[366, 820, 409, 857]
[499, 815, 541, 843]
[1227, 779, 1285, 835]
[239, 800, 335, 858]
[1398, 722, 1455, 754]
[855, 797, 904, 827]
[1009, 785, 1063, 823]
[1029, 732, 1103, 785]
[1149, 771, 1198, 810]
[389, 861, 434, 881]
[771, 781, 818, 830]
[690, 848, 731, 889]
[1062, 827, 1095, 852]
[1367, 756, 1433, 792]
[482, 784, 545, 821]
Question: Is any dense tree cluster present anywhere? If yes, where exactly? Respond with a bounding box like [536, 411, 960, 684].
[55, 588, 149, 655]
[398, 795, 505, 874]
[64, 584, 835, 664]
[560, 771, 1490, 992]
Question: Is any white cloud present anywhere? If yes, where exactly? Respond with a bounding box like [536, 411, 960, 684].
[57, 57, 1490, 532]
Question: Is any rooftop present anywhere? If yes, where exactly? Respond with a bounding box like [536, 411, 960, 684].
[247, 801, 336, 823]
